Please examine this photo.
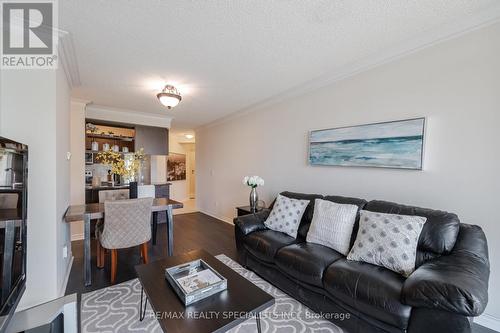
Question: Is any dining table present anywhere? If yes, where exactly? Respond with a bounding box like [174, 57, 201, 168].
[64, 198, 183, 286]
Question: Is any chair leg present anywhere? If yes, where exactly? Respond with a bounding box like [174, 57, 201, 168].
[96, 241, 102, 268]
[100, 244, 106, 267]
[152, 213, 158, 245]
[110, 249, 117, 284]
[141, 242, 149, 264]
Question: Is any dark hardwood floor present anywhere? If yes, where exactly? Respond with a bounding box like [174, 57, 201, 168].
[65, 212, 495, 333]
[65, 212, 236, 295]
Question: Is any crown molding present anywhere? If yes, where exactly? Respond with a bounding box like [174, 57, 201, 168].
[86, 104, 172, 128]
[58, 30, 81, 89]
[70, 98, 91, 106]
[3, 21, 81, 87]
[198, 4, 500, 130]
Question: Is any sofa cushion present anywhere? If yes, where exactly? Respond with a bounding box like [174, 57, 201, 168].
[365, 200, 460, 267]
[275, 243, 344, 287]
[324, 195, 368, 210]
[323, 259, 412, 329]
[234, 209, 270, 235]
[347, 210, 426, 277]
[323, 195, 368, 247]
[278, 192, 324, 239]
[244, 229, 298, 263]
[306, 199, 359, 255]
[402, 224, 490, 317]
[264, 194, 309, 238]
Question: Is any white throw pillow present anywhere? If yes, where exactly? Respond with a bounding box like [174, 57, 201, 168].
[347, 210, 427, 277]
[264, 194, 309, 238]
[306, 199, 359, 255]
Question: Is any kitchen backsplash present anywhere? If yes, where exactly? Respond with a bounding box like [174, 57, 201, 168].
[86, 163, 112, 181]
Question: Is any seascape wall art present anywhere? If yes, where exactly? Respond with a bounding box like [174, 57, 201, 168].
[309, 118, 425, 169]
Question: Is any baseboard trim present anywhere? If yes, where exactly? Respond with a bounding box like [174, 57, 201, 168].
[59, 256, 74, 297]
[198, 209, 234, 225]
[71, 233, 83, 241]
[475, 313, 500, 332]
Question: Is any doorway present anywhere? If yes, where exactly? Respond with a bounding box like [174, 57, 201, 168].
[168, 131, 197, 215]
[171, 141, 196, 215]
[187, 148, 195, 199]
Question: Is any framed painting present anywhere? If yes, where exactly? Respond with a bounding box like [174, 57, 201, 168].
[309, 118, 425, 169]
[167, 153, 187, 181]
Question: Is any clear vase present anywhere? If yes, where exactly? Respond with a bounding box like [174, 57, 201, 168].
[249, 187, 258, 212]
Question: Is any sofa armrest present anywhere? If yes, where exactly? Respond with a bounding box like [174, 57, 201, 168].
[402, 224, 489, 316]
[233, 209, 270, 236]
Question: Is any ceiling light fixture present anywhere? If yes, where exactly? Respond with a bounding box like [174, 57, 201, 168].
[157, 84, 182, 109]
[185, 134, 194, 139]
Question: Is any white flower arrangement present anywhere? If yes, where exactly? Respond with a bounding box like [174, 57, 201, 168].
[243, 175, 264, 188]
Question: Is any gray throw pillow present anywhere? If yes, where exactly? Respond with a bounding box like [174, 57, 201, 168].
[264, 194, 309, 238]
[347, 210, 427, 277]
[306, 199, 359, 255]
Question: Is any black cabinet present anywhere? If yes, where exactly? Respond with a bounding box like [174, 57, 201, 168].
[85, 186, 130, 204]
[85, 188, 103, 204]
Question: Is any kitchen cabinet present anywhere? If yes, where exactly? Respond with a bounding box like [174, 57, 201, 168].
[85, 123, 135, 154]
[135, 126, 169, 155]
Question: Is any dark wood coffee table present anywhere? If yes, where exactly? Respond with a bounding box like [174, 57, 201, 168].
[135, 249, 274, 333]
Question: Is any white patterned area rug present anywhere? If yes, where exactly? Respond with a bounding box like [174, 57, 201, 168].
[81, 254, 344, 333]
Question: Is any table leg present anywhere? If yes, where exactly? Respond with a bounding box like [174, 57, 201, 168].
[139, 287, 148, 321]
[84, 213, 92, 287]
[166, 206, 173, 256]
[151, 212, 158, 246]
[256, 313, 262, 333]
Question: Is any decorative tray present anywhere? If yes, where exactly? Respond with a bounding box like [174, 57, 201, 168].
[165, 259, 227, 306]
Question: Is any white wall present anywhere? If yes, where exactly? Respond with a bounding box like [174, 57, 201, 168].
[0, 66, 72, 308]
[69, 101, 86, 240]
[197, 22, 500, 327]
[55, 67, 72, 296]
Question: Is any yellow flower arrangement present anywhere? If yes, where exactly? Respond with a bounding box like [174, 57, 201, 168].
[96, 148, 145, 182]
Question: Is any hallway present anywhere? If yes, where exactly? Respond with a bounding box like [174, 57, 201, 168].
[173, 198, 197, 215]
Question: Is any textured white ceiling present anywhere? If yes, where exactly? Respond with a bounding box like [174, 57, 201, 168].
[60, 0, 500, 129]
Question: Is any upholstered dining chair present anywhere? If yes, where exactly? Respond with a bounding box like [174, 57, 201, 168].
[96, 197, 153, 284]
[95, 189, 130, 244]
[98, 189, 129, 203]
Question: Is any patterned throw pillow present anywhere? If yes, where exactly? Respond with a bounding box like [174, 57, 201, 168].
[264, 194, 310, 238]
[306, 199, 359, 255]
[347, 210, 427, 277]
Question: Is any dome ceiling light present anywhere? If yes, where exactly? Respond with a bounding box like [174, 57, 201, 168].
[157, 84, 182, 109]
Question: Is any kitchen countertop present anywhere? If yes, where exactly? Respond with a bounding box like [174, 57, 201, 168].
[85, 184, 129, 190]
[85, 183, 172, 190]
